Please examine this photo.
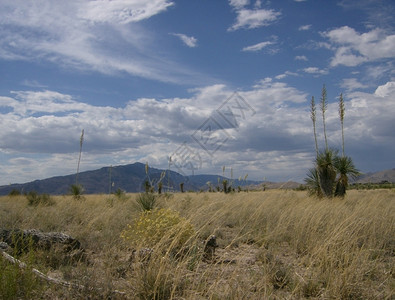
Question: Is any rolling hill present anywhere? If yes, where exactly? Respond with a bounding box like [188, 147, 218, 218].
[0, 162, 260, 195]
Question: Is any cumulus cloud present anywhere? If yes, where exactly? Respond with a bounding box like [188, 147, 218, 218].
[0, 0, 207, 84]
[228, 0, 281, 31]
[374, 81, 395, 97]
[295, 55, 308, 61]
[170, 33, 198, 47]
[298, 24, 311, 31]
[323, 26, 395, 67]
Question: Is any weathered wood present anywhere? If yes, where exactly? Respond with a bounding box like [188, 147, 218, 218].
[0, 249, 126, 295]
[0, 228, 81, 251]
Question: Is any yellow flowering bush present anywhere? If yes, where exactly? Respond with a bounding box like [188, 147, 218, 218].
[121, 208, 195, 250]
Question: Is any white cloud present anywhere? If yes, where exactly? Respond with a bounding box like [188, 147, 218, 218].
[323, 26, 395, 67]
[80, 0, 174, 24]
[0, 0, 207, 84]
[375, 81, 395, 97]
[303, 67, 328, 75]
[275, 71, 298, 80]
[298, 24, 311, 31]
[229, 8, 281, 31]
[341, 78, 368, 92]
[242, 41, 274, 52]
[295, 55, 308, 61]
[229, 0, 250, 9]
[170, 33, 198, 47]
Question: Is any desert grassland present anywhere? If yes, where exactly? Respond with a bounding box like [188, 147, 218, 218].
[0, 189, 394, 299]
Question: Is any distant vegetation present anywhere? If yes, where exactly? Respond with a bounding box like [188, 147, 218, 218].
[349, 181, 395, 190]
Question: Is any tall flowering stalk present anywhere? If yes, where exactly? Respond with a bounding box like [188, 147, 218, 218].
[320, 85, 328, 151]
[76, 129, 84, 185]
[310, 96, 319, 158]
[339, 93, 345, 157]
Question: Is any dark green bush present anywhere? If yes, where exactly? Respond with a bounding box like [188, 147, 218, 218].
[26, 191, 54, 207]
[8, 189, 21, 197]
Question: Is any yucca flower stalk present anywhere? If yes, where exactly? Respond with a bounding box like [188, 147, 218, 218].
[334, 94, 360, 197]
[310, 96, 319, 158]
[320, 85, 328, 151]
[76, 129, 84, 185]
[339, 93, 345, 157]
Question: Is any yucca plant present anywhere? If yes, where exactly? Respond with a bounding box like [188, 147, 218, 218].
[306, 86, 360, 198]
[334, 93, 360, 197]
[70, 184, 84, 200]
[135, 193, 157, 211]
[305, 168, 323, 198]
[334, 154, 360, 197]
[316, 149, 337, 197]
[71, 129, 85, 200]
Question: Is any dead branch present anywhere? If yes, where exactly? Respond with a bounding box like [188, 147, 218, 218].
[1, 249, 126, 296]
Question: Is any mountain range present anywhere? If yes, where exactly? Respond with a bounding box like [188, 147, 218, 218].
[351, 168, 395, 184]
[0, 162, 261, 195]
[0, 163, 393, 196]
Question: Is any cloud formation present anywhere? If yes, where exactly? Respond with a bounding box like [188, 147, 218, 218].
[242, 41, 274, 52]
[303, 67, 328, 75]
[0, 0, 205, 83]
[1, 80, 393, 184]
[323, 26, 395, 67]
[298, 24, 312, 31]
[228, 1, 281, 31]
[295, 55, 308, 61]
[171, 33, 198, 47]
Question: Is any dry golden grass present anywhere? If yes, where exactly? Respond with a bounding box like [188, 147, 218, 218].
[0, 190, 394, 299]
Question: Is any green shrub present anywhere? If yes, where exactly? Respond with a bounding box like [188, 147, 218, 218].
[0, 250, 44, 298]
[121, 208, 195, 250]
[114, 188, 127, 201]
[8, 189, 21, 197]
[26, 191, 55, 206]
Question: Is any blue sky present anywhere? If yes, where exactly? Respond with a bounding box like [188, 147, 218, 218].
[0, 0, 394, 185]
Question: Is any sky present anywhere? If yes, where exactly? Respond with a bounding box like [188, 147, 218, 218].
[0, 0, 394, 185]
